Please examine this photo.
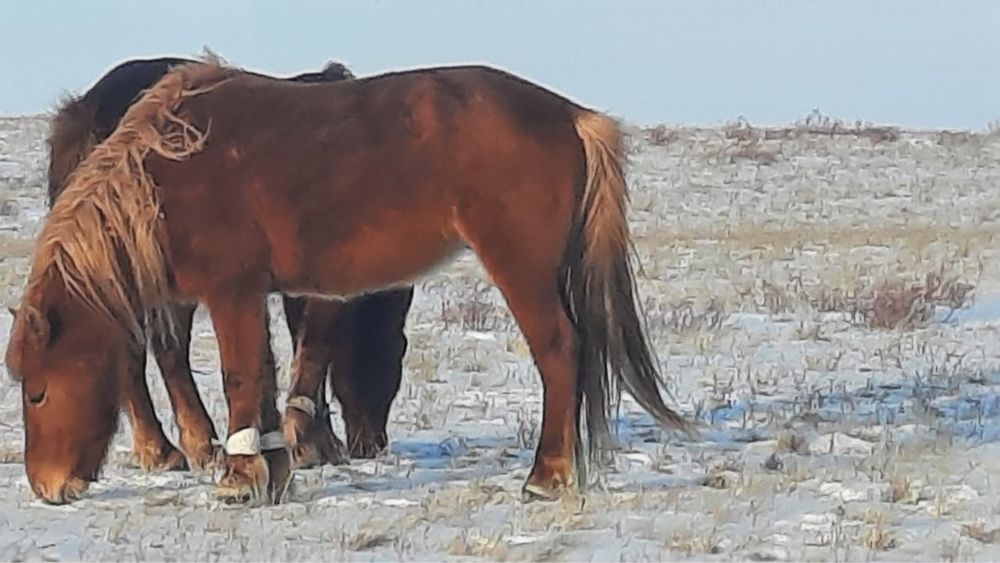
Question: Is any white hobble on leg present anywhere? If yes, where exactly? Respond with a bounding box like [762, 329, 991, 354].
[225, 427, 287, 456]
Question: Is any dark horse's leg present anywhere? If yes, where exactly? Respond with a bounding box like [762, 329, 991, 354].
[282, 289, 413, 464]
[331, 288, 413, 458]
[206, 290, 291, 505]
[149, 303, 219, 471]
[282, 296, 347, 468]
[122, 346, 188, 471]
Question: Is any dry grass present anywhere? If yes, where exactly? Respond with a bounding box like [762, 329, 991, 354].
[3, 114, 1000, 560]
[860, 511, 897, 551]
[646, 124, 680, 146]
[961, 523, 1000, 544]
[667, 527, 723, 555]
[863, 270, 974, 329]
[0, 234, 34, 259]
[884, 474, 917, 504]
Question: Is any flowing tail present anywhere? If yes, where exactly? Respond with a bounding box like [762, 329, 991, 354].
[563, 111, 690, 475]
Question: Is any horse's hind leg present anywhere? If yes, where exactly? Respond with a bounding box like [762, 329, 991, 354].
[283, 299, 347, 468]
[332, 288, 414, 458]
[460, 221, 580, 501]
[123, 347, 188, 471]
[151, 303, 219, 472]
[206, 290, 291, 505]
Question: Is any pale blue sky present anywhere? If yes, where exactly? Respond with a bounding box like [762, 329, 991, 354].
[3, 1, 998, 129]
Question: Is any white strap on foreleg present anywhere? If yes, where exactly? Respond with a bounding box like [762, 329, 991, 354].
[286, 395, 317, 418]
[225, 428, 287, 456]
[225, 427, 261, 456]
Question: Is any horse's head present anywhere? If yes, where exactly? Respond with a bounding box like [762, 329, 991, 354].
[5, 279, 133, 504]
[46, 96, 99, 207]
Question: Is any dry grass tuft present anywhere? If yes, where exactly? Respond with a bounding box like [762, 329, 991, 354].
[863, 270, 973, 329]
[861, 512, 899, 551]
[646, 125, 680, 146]
[447, 531, 507, 560]
[0, 446, 24, 464]
[668, 528, 723, 555]
[348, 529, 395, 551]
[775, 431, 809, 454]
[883, 474, 918, 504]
[961, 523, 1000, 544]
[438, 279, 513, 332]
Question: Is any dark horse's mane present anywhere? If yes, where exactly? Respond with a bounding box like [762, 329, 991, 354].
[46, 57, 356, 207]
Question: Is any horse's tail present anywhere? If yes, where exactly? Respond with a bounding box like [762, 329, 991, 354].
[563, 111, 689, 473]
[46, 96, 99, 208]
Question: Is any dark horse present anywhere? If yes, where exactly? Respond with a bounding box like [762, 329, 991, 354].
[44, 57, 413, 473]
[7, 58, 688, 505]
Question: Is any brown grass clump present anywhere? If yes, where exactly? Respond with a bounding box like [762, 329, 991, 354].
[961, 523, 1000, 544]
[447, 531, 507, 560]
[863, 270, 973, 330]
[646, 125, 679, 146]
[883, 474, 919, 504]
[775, 431, 809, 454]
[667, 528, 723, 555]
[861, 512, 897, 551]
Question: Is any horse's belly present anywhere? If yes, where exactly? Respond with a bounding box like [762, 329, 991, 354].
[276, 217, 462, 299]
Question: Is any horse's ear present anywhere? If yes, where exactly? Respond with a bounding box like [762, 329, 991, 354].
[21, 305, 51, 349]
[7, 306, 17, 318]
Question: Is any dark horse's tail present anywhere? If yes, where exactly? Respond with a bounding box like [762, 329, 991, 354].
[563, 112, 689, 476]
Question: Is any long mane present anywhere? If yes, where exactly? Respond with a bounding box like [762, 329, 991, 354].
[25, 57, 232, 342]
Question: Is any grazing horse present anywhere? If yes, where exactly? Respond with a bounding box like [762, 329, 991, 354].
[44, 56, 413, 472]
[6, 58, 688, 506]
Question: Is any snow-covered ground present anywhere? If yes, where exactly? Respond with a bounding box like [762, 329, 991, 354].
[2, 113, 1000, 560]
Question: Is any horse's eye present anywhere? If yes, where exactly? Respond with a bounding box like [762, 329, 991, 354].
[26, 388, 47, 407]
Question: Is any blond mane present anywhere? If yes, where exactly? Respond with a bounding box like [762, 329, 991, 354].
[25, 56, 234, 342]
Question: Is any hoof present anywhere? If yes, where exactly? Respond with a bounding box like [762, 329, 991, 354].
[522, 455, 575, 503]
[284, 406, 347, 469]
[181, 433, 220, 474]
[189, 445, 222, 474]
[214, 454, 269, 506]
[32, 476, 90, 505]
[135, 441, 189, 472]
[345, 425, 388, 459]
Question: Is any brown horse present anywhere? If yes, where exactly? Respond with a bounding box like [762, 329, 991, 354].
[45, 56, 414, 472]
[6, 58, 688, 505]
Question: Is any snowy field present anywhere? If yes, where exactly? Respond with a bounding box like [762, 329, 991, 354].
[2, 113, 1000, 560]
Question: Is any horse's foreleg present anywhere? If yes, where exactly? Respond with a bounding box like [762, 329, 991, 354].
[283, 299, 347, 468]
[151, 303, 219, 472]
[206, 291, 291, 505]
[122, 347, 188, 471]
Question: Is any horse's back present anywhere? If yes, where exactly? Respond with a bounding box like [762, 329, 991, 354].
[154, 64, 591, 299]
[185, 64, 587, 159]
